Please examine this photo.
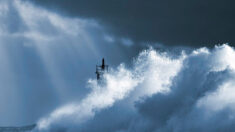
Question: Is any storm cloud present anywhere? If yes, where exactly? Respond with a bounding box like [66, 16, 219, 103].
[28, 0, 235, 47]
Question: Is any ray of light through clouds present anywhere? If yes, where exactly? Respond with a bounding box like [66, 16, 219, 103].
[0, 0, 129, 125]
[14, 0, 101, 97]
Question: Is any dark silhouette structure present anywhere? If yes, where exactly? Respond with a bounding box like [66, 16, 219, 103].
[96, 58, 108, 80]
[0, 124, 36, 132]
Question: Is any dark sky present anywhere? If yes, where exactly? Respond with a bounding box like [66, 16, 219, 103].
[28, 0, 235, 47]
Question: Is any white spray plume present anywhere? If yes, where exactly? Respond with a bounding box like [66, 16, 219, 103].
[37, 48, 184, 130]
[37, 44, 235, 132]
[38, 64, 140, 130]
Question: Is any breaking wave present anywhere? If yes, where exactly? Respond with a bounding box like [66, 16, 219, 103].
[37, 44, 235, 132]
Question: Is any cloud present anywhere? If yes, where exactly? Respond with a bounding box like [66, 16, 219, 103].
[121, 38, 133, 47]
[36, 44, 235, 132]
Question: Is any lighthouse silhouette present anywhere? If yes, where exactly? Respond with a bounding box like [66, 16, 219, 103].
[95, 58, 108, 80]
